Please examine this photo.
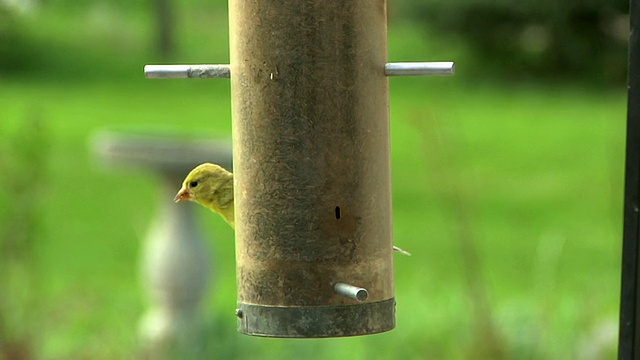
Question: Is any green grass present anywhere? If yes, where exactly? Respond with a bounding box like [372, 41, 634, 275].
[0, 2, 628, 359]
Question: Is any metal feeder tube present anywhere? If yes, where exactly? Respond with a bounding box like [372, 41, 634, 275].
[229, 0, 395, 337]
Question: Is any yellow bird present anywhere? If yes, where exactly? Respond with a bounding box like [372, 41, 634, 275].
[174, 163, 410, 255]
[174, 163, 235, 227]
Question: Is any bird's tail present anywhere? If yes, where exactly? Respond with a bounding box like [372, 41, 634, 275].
[393, 245, 411, 256]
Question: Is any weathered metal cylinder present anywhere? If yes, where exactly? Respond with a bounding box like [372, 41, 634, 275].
[229, 0, 394, 337]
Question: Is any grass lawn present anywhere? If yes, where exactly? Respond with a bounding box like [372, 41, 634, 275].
[0, 3, 629, 359]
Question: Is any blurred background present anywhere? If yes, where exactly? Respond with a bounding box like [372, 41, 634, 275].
[0, 0, 629, 358]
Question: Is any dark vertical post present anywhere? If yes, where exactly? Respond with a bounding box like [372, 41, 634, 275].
[619, 0, 640, 358]
[229, 0, 395, 337]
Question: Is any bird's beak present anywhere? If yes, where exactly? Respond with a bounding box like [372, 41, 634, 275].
[174, 187, 191, 203]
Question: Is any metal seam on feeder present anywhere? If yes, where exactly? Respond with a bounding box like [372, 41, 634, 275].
[384, 62, 455, 76]
[236, 300, 395, 338]
[334, 283, 369, 302]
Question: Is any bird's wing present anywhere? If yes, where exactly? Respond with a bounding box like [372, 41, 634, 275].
[217, 178, 234, 209]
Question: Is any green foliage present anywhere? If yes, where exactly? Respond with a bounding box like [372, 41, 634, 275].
[0, 111, 49, 360]
[0, 6, 42, 74]
[404, 0, 629, 83]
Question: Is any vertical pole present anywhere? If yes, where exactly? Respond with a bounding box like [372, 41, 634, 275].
[229, 0, 395, 337]
[619, 0, 640, 358]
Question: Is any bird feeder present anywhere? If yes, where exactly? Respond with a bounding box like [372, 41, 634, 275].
[145, 0, 454, 338]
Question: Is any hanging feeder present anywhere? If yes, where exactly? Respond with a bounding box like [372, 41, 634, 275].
[144, 0, 454, 338]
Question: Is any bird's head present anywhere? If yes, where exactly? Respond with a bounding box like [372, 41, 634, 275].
[174, 163, 231, 205]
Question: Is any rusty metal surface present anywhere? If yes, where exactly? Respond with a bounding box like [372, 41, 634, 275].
[237, 299, 396, 338]
[229, 0, 394, 337]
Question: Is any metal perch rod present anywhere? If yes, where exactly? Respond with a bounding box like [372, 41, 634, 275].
[144, 64, 231, 79]
[384, 62, 455, 76]
[144, 62, 455, 79]
[334, 283, 369, 302]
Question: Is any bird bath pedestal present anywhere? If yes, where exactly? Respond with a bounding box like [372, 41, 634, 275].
[92, 130, 232, 356]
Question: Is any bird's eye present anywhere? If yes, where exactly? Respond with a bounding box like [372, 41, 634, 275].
[189, 181, 198, 188]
